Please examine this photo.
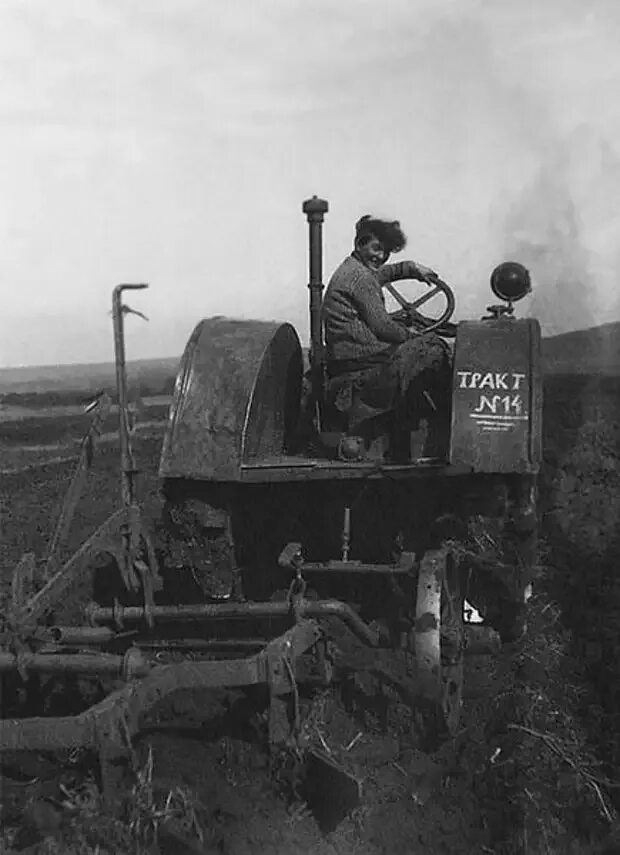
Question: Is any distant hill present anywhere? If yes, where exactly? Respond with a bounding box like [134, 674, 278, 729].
[542, 321, 620, 376]
[0, 318, 279, 397]
[1, 317, 618, 397]
[0, 357, 180, 396]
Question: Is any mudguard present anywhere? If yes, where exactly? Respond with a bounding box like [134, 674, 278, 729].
[449, 318, 542, 473]
[159, 318, 303, 481]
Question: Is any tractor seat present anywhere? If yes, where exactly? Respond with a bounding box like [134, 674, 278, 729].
[318, 379, 449, 464]
[317, 387, 384, 461]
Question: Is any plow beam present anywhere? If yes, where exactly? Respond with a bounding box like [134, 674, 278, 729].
[85, 598, 380, 647]
[0, 657, 269, 753]
[0, 620, 322, 768]
[0, 651, 150, 677]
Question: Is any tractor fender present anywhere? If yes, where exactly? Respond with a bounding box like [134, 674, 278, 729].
[159, 318, 303, 481]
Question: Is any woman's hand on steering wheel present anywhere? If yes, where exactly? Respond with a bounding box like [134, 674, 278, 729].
[391, 307, 414, 326]
[413, 262, 438, 282]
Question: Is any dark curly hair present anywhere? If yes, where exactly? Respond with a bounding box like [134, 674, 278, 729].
[354, 215, 407, 254]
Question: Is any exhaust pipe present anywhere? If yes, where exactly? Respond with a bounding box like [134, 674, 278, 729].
[302, 196, 329, 422]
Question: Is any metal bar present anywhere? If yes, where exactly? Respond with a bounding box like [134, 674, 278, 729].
[341, 507, 351, 562]
[44, 630, 267, 652]
[86, 602, 283, 622]
[86, 599, 379, 647]
[47, 626, 118, 645]
[306, 601, 379, 646]
[0, 652, 137, 675]
[225, 511, 244, 600]
[300, 561, 412, 575]
[112, 284, 148, 508]
[138, 639, 267, 651]
[239, 462, 477, 483]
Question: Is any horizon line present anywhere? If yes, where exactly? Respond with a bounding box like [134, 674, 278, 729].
[1, 318, 619, 372]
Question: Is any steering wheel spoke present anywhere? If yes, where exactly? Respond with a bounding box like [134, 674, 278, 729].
[410, 284, 442, 309]
[385, 278, 455, 334]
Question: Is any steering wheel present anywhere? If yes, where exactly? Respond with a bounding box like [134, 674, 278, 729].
[385, 275, 456, 337]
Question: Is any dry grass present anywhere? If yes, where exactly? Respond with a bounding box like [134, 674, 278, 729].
[472, 570, 620, 854]
[0, 745, 208, 855]
[126, 745, 206, 852]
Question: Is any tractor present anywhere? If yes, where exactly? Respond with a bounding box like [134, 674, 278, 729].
[0, 197, 541, 817]
[157, 196, 541, 733]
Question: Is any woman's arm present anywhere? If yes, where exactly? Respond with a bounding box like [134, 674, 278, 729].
[376, 260, 437, 284]
[350, 276, 410, 343]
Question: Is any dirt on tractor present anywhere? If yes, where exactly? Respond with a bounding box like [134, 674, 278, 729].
[2, 385, 620, 855]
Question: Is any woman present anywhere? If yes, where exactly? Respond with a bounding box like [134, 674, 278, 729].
[321, 215, 452, 458]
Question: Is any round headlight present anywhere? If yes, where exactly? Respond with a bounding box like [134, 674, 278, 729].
[490, 261, 532, 303]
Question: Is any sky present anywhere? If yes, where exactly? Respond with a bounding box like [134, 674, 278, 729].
[1, 0, 620, 367]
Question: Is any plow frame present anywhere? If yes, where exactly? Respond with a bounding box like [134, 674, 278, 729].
[1, 615, 326, 799]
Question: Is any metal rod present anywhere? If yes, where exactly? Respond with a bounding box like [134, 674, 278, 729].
[137, 639, 267, 650]
[112, 284, 148, 508]
[225, 511, 244, 600]
[48, 626, 118, 645]
[86, 599, 379, 646]
[46, 629, 266, 652]
[0, 652, 134, 675]
[301, 561, 412, 574]
[341, 507, 351, 562]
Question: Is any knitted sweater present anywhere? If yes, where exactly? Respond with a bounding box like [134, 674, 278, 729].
[322, 254, 420, 362]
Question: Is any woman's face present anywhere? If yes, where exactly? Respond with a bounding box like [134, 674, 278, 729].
[356, 235, 389, 270]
